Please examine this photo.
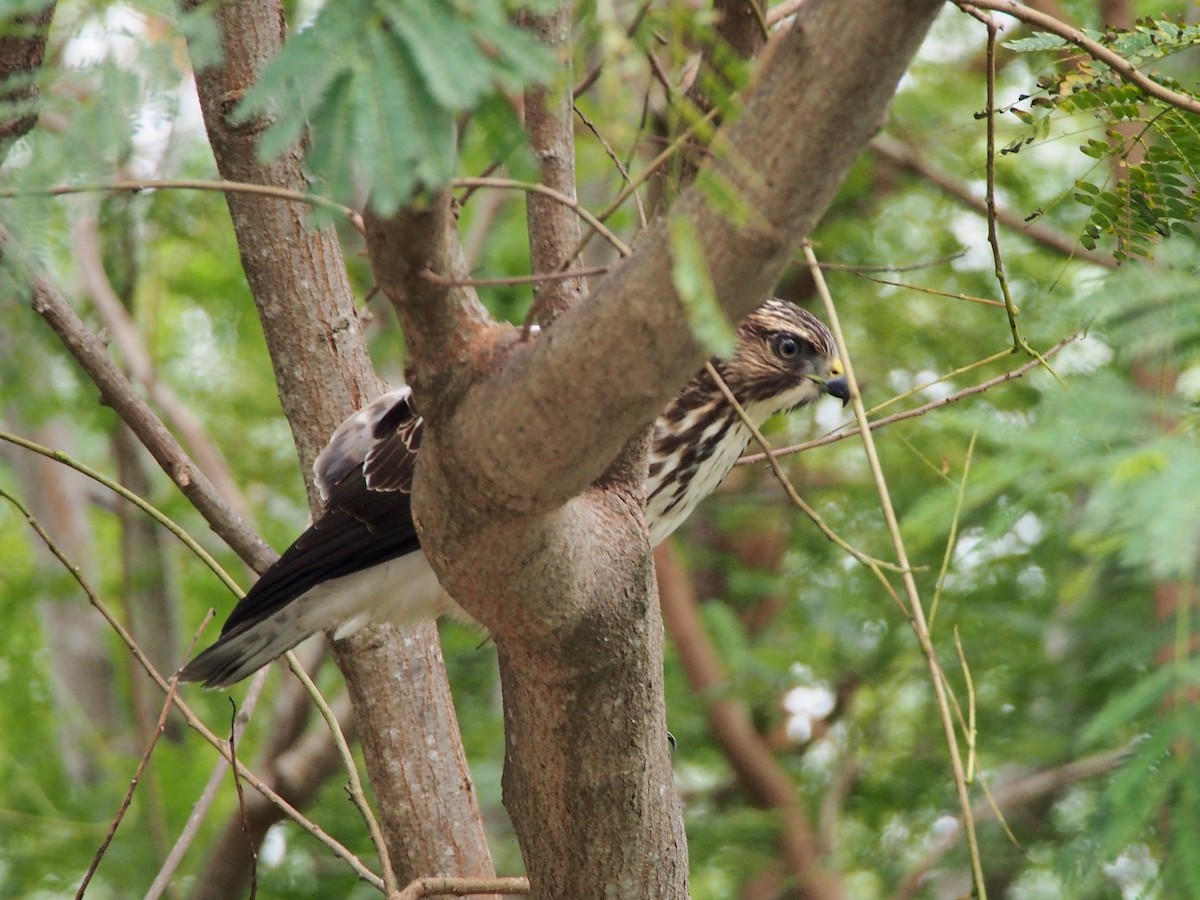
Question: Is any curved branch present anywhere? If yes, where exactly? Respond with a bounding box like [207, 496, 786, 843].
[958, 0, 1200, 116]
[6, 226, 278, 573]
[870, 135, 1119, 269]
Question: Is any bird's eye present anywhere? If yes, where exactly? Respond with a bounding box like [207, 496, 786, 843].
[774, 333, 802, 359]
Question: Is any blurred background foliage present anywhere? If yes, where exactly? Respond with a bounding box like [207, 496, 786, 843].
[0, 0, 1198, 898]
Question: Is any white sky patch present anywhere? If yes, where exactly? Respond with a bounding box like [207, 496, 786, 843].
[1044, 333, 1113, 376]
[949, 212, 997, 272]
[165, 306, 226, 389]
[63, 6, 146, 69]
[782, 683, 835, 744]
[1103, 844, 1160, 900]
[62, 5, 206, 180]
[930, 813, 959, 844]
[953, 512, 1044, 576]
[261, 824, 287, 867]
[1177, 365, 1200, 403]
[812, 394, 853, 433]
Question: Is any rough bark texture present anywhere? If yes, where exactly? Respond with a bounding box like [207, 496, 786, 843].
[181, 0, 495, 884]
[522, 4, 589, 323]
[363, 4, 943, 895]
[421, 0, 944, 521]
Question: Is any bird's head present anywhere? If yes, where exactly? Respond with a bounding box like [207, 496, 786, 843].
[715, 298, 850, 421]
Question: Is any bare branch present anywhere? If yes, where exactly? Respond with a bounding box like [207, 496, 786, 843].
[5, 225, 277, 573]
[870, 135, 1120, 269]
[522, 3, 589, 324]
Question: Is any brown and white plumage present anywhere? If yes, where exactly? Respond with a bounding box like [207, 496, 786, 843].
[181, 299, 847, 688]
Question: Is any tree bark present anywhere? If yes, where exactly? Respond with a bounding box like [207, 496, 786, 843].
[364, 1, 943, 895]
[181, 0, 495, 884]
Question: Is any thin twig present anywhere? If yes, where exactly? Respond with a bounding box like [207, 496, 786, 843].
[818, 250, 969, 273]
[737, 331, 1078, 463]
[0, 430, 241, 595]
[980, 13, 1029, 356]
[560, 105, 724, 266]
[929, 431, 977, 630]
[75, 618, 207, 900]
[285, 652, 398, 897]
[953, 628, 978, 784]
[395, 876, 531, 899]
[803, 241, 988, 900]
[0, 488, 383, 891]
[0, 178, 365, 234]
[858, 275, 1007, 308]
[228, 699, 258, 900]
[451, 176, 631, 257]
[574, 105, 649, 230]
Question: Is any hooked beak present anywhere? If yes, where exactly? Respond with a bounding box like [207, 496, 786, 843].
[810, 359, 851, 407]
[823, 375, 851, 406]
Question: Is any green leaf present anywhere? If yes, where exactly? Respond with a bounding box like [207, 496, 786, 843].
[1080, 659, 1200, 747]
[667, 212, 735, 358]
[1003, 32, 1069, 52]
[233, 0, 555, 212]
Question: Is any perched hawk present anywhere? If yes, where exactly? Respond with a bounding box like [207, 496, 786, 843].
[182, 300, 848, 687]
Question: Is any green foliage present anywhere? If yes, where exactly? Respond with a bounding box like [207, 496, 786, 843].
[1004, 17, 1200, 261]
[238, 0, 556, 214]
[668, 210, 735, 357]
[4, 1, 1200, 897]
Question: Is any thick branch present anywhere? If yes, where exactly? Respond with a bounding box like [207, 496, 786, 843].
[434, 0, 944, 521]
[182, 0, 495, 884]
[379, 4, 942, 897]
[523, 3, 588, 323]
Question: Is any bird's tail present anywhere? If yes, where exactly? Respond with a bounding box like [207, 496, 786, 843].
[180, 549, 451, 688]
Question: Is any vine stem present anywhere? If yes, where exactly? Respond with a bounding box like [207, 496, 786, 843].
[0, 487, 385, 892]
[0, 178, 365, 234]
[803, 240, 988, 900]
